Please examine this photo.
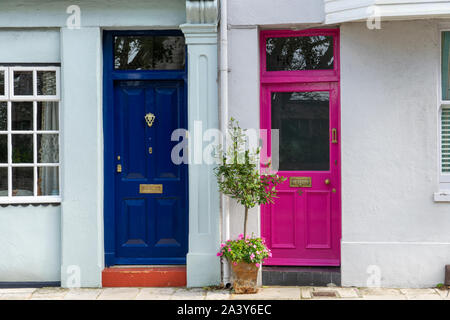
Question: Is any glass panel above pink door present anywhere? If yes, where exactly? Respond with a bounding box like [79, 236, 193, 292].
[266, 36, 333, 71]
[260, 30, 339, 83]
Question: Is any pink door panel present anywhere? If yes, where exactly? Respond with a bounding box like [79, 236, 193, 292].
[260, 29, 341, 267]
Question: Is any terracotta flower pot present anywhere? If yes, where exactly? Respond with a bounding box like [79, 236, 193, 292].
[231, 262, 259, 294]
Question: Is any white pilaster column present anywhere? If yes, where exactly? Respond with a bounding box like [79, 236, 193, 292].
[60, 27, 103, 287]
[181, 21, 221, 287]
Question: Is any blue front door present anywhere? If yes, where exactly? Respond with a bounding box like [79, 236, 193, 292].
[103, 31, 188, 266]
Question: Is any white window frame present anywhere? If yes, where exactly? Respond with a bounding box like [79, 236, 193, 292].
[0, 67, 8, 99]
[0, 65, 61, 204]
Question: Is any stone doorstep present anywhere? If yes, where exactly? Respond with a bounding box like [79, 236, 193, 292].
[102, 266, 187, 288]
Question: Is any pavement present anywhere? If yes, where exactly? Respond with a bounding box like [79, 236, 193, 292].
[0, 286, 449, 300]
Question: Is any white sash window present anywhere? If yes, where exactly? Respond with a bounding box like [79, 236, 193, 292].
[0, 66, 60, 204]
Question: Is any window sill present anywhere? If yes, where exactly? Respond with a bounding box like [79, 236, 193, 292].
[434, 191, 450, 202]
[0, 197, 61, 205]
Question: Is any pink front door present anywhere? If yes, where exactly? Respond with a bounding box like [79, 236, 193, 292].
[260, 29, 341, 266]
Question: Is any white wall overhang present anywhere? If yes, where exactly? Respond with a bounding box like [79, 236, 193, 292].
[325, 0, 450, 24]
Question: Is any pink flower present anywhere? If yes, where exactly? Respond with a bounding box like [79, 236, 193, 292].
[268, 252, 272, 257]
[246, 235, 250, 239]
[228, 248, 232, 252]
[216, 252, 223, 257]
[238, 234, 244, 240]
[220, 243, 226, 248]
[250, 253, 255, 260]
[256, 251, 260, 255]
[233, 262, 237, 266]
[255, 263, 260, 268]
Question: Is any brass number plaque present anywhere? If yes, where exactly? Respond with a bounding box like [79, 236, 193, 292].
[289, 177, 312, 188]
[139, 184, 163, 194]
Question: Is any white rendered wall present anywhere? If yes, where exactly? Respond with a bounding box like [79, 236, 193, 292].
[340, 20, 450, 288]
[228, 0, 324, 26]
[227, 26, 261, 239]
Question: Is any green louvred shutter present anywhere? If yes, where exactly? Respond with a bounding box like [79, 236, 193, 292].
[443, 107, 450, 173]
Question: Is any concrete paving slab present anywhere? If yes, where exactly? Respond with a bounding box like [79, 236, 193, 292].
[171, 288, 206, 300]
[97, 287, 140, 300]
[30, 288, 69, 300]
[435, 289, 450, 300]
[135, 287, 177, 300]
[63, 288, 103, 300]
[400, 288, 442, 300]
[231, 287, 300, 300]
[300, 287, 312, 299]
[205, 290, 232, 300]
[359, 287, 403, 296]
[336, 288, 359, 298]
[0, 288, 36, 300]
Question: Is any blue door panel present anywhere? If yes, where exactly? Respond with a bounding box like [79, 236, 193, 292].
[113, 80, 187, 263]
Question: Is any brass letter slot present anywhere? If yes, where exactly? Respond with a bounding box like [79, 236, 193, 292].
[139, 184, 163, 194]
[289, 177, 312, 188]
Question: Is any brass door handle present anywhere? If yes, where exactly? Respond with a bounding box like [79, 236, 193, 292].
[117, 164, 122, 173]
[332, 128, 338, 144]
[324, 179, 330, 185]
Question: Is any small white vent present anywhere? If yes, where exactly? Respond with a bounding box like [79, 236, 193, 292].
[443, 107, 450, 174]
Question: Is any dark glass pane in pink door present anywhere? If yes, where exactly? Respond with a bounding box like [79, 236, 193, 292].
[271, 91, 330, 171]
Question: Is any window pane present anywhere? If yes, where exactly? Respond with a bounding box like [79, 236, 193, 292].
[37, 102, 58, 130]
[0, 134, 6, 163]
[37, 71, 56, 95]
[0, 70, 4, 96]
[12, 102, 33, 130]
[0, 167, 7, 196]
[12, 167, 33, 196]
[0, 102, 6, 131]
[443, 107, 450, 173]
[272, 91, 330, 171]
[12, 134, 33, 163]
[13, 71, 33, 95]
[38, 166, 59, 196]
[37, 134, 58, 163]
[266, 36, 334, 71]
[114, 36, 185, 70]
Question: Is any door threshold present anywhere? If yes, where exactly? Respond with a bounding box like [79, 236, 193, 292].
[262, 266, 341, 287]
[102, 266, 186, 287]
[110, 265, 186, 268]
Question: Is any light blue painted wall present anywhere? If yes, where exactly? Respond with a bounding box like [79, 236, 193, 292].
[0, 29, 61, 282]
[0, 29, 60, 62]
[0, 0, 186, 28]
[0, 1, 188, 286]
[0, 205, 61, 282]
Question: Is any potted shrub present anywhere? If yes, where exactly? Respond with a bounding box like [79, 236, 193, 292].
[215, 118, 286, 294]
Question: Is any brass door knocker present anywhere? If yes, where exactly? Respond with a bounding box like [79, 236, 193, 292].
[145, 112, 156, 127]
